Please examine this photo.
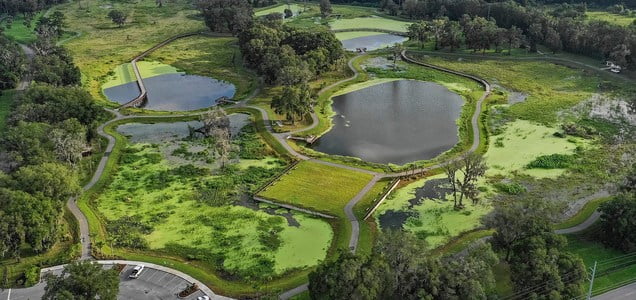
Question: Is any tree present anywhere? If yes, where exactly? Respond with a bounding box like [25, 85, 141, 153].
[443, 159, 461, 208]
[107, 10, 127, 27]
[200, 106, 230, 138]
[440, 20, 462, 52]
[484, 196, 560, 261]
[527, 22, 543, 53]
[407, 21, 429, 49]
[284, 8, 293, 18]
[320, 0, 332, 18]
[430, 18, 447, 50]
[50, 119, 86, 165]
[544, 27, 562, 53]
[271, 83, 312, 124]
[392, 43, 404, 69]
[505, 26, 523, 55]
[597, 189, 636, 251]
[456, 153, 487, 206]
[0, 36, 26, 90]
[12, 162, 80, 201]
[197, 0, 253, 35]
[43, 261, 119, 300]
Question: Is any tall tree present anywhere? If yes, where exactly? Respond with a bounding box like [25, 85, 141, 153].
[430, 18, 447, 50]
[271, 83, 312, 124]
[392, 42, 404, 69]
[440, 20, 462, 52]
[107, 10, 127, 27]
[43, 261, 120, 300]
[407, 21, 429, 49]
[320, 0, 332, 18]
[505, 26, 523, 55]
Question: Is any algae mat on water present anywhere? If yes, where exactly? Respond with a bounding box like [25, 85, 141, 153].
[96, 139, 332, 280]
[330, 16, 412, 32]
[486, 120, 587, 178]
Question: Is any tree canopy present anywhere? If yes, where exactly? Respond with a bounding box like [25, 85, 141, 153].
[43, 261, 120, 300]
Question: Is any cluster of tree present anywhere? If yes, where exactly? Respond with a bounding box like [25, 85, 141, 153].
[0, 84, 105, 259]
[386, 0, 636, 67]
[199, 106, 236, 167]
[0, 0, 65, 18]
[308, 230, 499, 299]
[595, 165, 636, 252]
[0, 36, 26, 90]
[485, 196, 587, 298]
[197, 0, 254, 35]
[107, 10, 128, 27]
[43, 261, 119, 300]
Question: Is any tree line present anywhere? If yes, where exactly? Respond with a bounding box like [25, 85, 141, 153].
[0, 21, 105, 265]
[386, 0, 636, 67]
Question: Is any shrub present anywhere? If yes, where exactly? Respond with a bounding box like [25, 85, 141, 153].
[23, 265, 40, 286]
[527, 154, 574, 169]
[493, 182, 527, 195]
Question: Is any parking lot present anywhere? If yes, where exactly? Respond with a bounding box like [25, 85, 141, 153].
[0, 262, 220, 300]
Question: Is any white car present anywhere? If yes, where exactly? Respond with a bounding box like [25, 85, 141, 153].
[197, 296, 210, 300]
[129, 265, 145, 279]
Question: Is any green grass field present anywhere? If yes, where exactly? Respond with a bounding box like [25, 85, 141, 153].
[259, 161, 374, 216]
[330, 16, 411, 32]
[255, 4, 304, 17]
[0, 90, 15, 132]
[420, 56, 602, 125]
[1, 12, 43, 44]
[334, 31, 385, 41]
[586, 11, 635, 26]
[566, 235, 636, 295]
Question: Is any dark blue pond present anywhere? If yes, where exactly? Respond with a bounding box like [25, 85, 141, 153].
[341, 34, 408, 51]
[103, 73, 236, 111]
[312, 80, 463, 165]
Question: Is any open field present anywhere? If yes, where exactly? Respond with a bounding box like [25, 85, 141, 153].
[586, 11, 635, 26]
[566, 234, 636, 295]
[330, 16, 411, 32]
[258, 161, 374, 216]
[255, 4, 304, 17]
[1, 12, 43, 44]
[420, 56, 602, 125]
[335, 30, 385, 41]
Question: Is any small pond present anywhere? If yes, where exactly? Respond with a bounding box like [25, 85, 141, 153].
[103, 73, 236, 111]
[341, 33, 408, 51]
[313, 80, 463, 164]
[116, 114, 250, 144]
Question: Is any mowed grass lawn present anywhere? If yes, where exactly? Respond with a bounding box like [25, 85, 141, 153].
[330, 16, 412, 32]
[259, 161, 374, 216]
[566, 235, 636, 295]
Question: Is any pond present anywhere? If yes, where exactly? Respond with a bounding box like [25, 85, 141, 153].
[313, 80, 464, 164]
[341, 33, 408, 51]
[116, 114, 250, 144]
[103, 73, 236, 111]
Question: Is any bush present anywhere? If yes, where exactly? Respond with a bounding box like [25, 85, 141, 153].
[493, 182, 527, 195]
[23, 265, 40, 286]
[527, 154, 574, 169]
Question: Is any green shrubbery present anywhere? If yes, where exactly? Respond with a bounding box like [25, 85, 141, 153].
[493, 182, 527, 195]
[526, 154, 575, 169]
[106, 216, 153, 249]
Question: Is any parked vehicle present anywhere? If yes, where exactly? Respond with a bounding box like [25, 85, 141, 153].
[129, 265, 145, 279]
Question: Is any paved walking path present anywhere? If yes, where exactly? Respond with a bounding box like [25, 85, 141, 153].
[16, 44, 35, 91]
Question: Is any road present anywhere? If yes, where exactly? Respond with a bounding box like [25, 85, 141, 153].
[592, 281, 636, 300]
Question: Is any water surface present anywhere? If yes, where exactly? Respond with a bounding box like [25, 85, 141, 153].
[103, 73, 236, 111]
[341, 33, 408, 51]
[313, 80, 463, 164]
[116, 114, 250, 144]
